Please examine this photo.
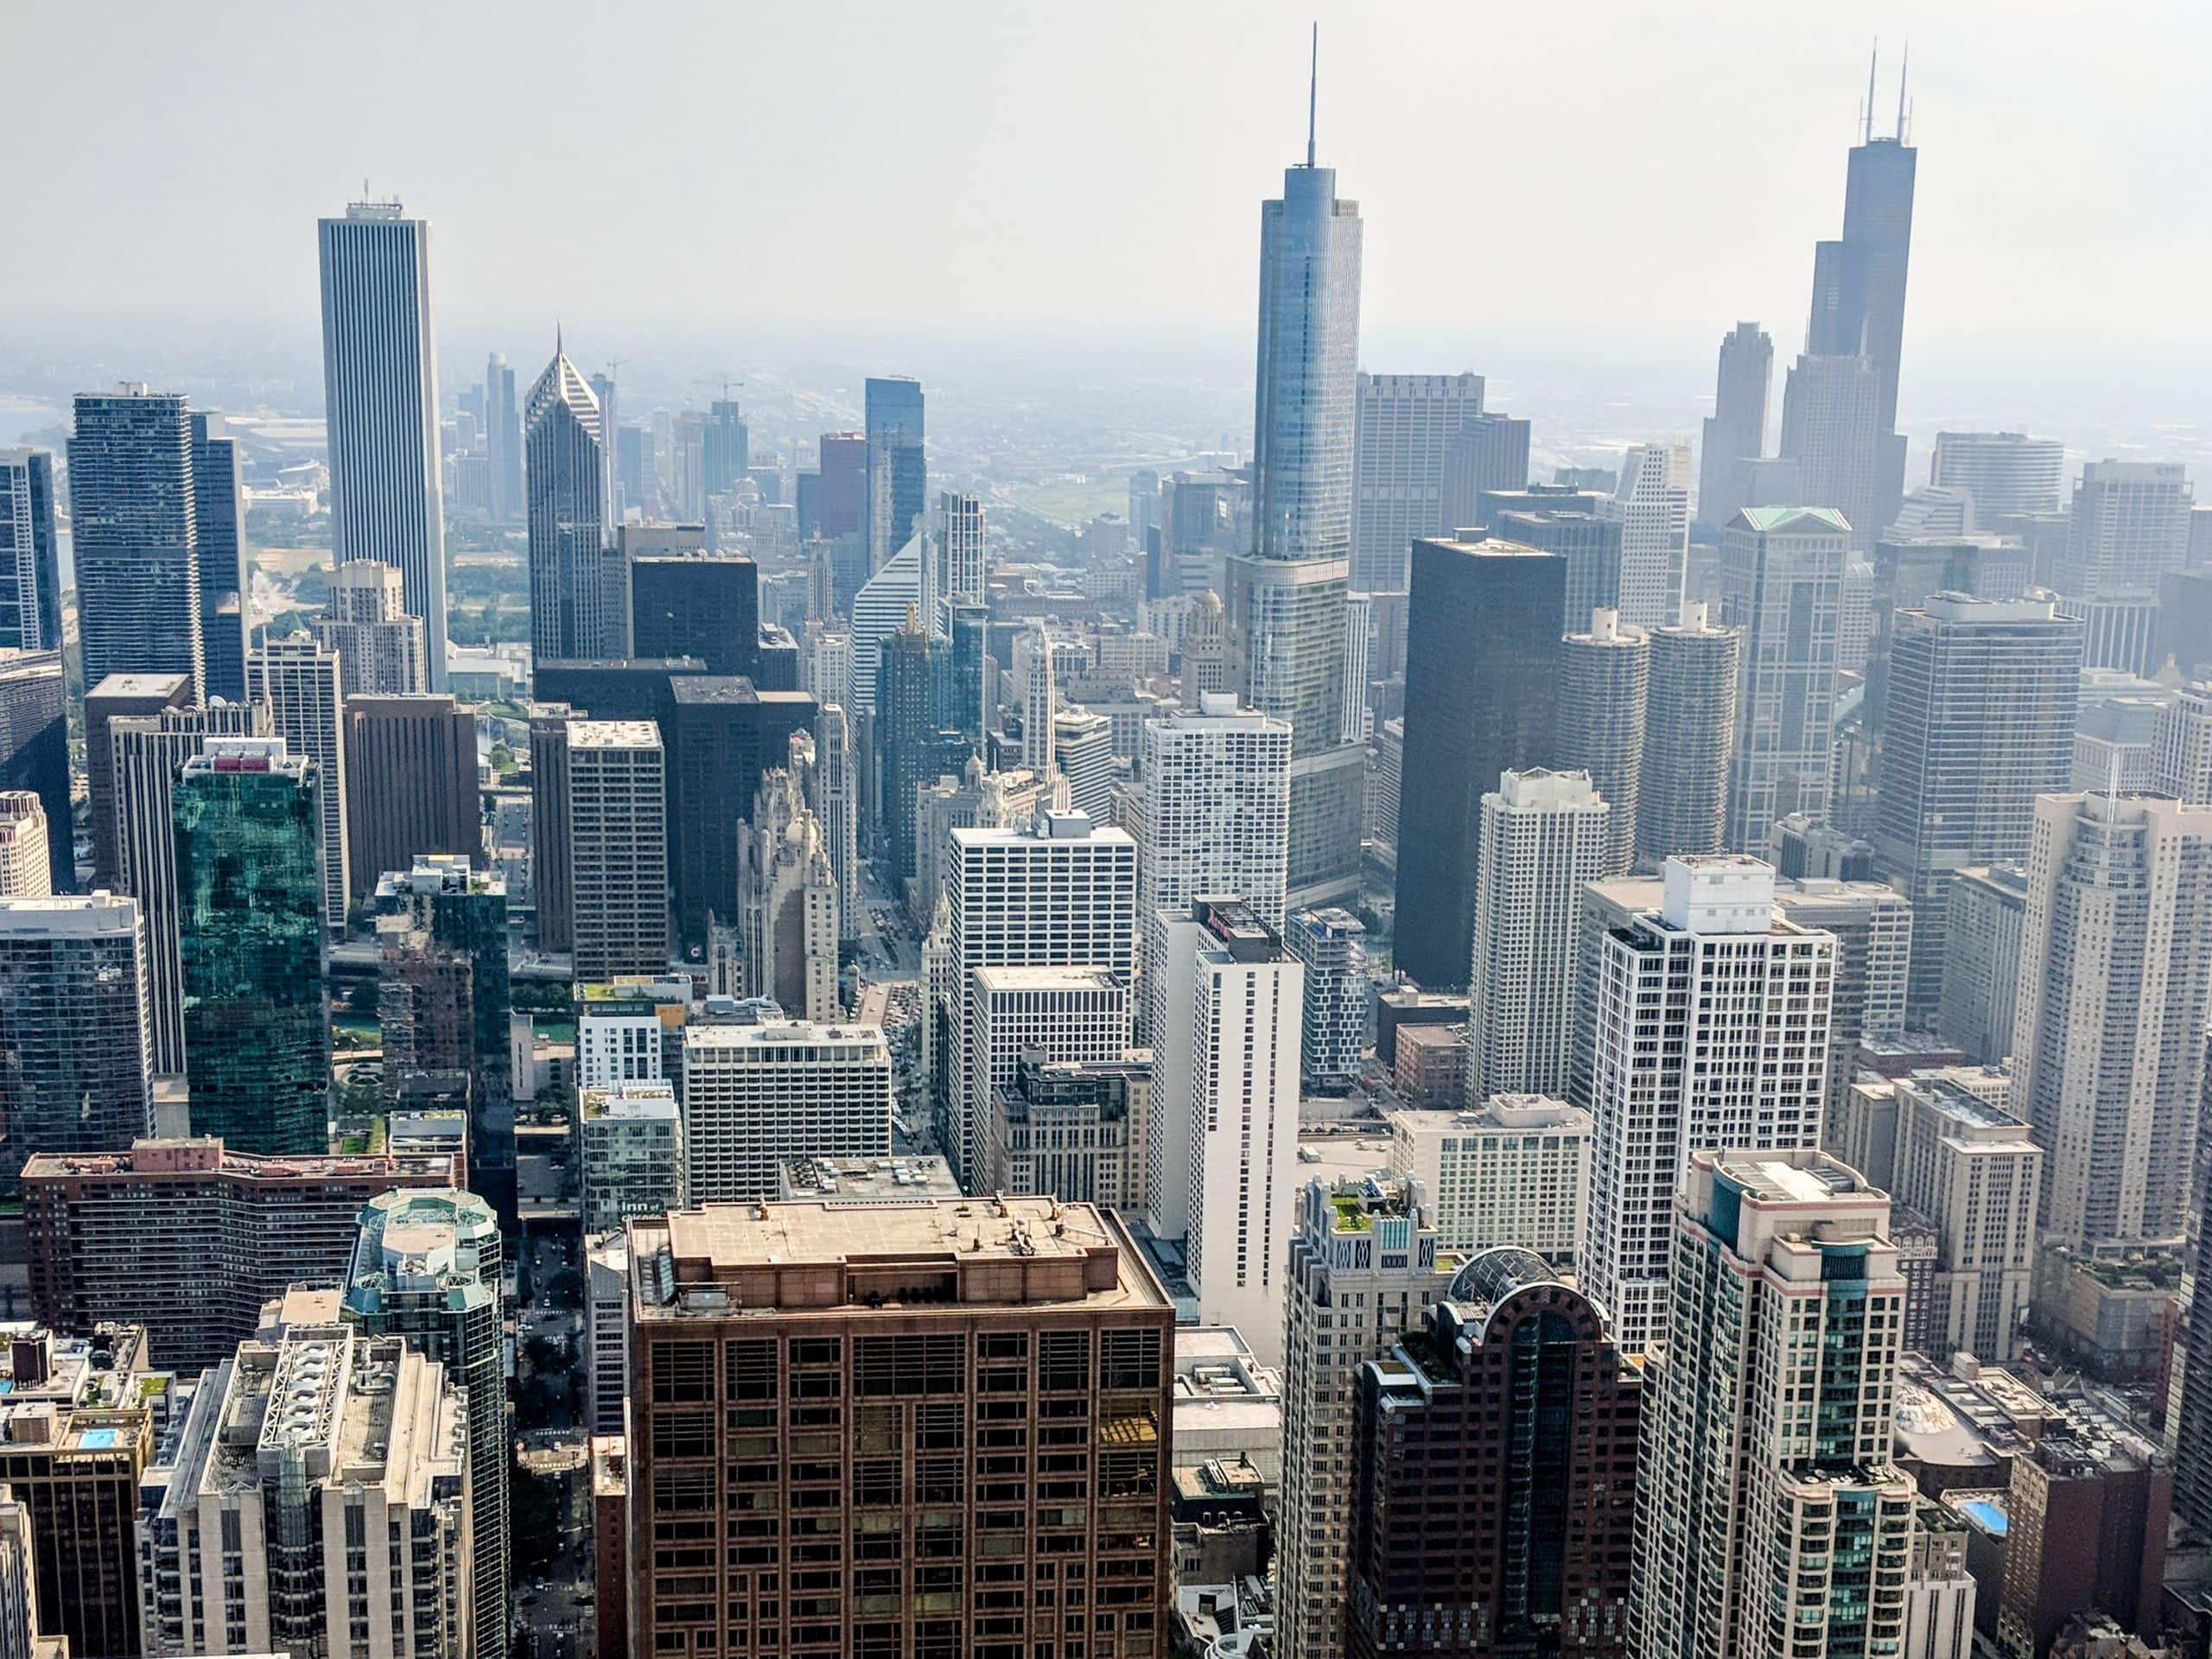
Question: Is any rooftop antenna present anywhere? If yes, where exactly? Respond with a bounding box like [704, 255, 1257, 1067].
[1896, 44, 1910, 141]
[1306, 21, 1318, 167]
[1864, 40, 1878, 145]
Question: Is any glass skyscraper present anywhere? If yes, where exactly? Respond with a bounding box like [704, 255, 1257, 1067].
[174, 736, 330, 1154]
[525, 346, 621, 661]
[864, 375, 925, 568]
[67, 385, 205, 699]
[0, 448, 61, 654]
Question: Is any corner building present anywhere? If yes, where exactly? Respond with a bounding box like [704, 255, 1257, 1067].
[627, 1198, 1176, 1658]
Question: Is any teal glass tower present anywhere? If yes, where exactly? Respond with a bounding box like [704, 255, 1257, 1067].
[174, 736, 330, 1152]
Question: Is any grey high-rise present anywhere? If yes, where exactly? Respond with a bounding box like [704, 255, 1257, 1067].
[1349, 371, 1484, 593]
[485, 351, 522, 521]
[1636, 601, 1741, 869]
[864, 376, 925, 568]
[2056, 461, 2195, 674]
[1230, 123, 1368, 906]
[1556, 608, 1649, 875]
[68, 385, 204, 700]
[0, 651, 70, 891]
[1488, 505, 1622, 632]
[0, 894, 153, 1181]
[1697, 321, 1773, 528]
[1872, 595, 2082, 1021]
[0, 448, 61, 656]
[526, 346, 623, 662]
[318, 200, 448, 687]
[188, 414, 249, 702]
[1392, 537, 1562, 988]
[1720, 507, 1850, 851]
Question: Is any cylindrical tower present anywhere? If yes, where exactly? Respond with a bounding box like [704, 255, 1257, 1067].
[1555, 608, 1649, 874]
[1637, 601, 1741, 868]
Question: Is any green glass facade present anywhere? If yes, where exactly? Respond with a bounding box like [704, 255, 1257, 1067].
[174, 744, 329, 1153]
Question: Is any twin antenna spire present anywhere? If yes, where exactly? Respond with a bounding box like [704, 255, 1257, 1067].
[1306, 21, 1318, 168]
[1861, 39, 1912, 144]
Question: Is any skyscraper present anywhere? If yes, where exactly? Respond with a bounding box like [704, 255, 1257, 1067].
[1488, 504, 1623, 632]
[847, 531, 925, 712]
[1230, 114, 1368, 907]
[1871, 595, 2082, 1020]
[1285, 905, 1366, 1088]
[663, 678, 817, 950]
[527, 344, 623, 661]
[735, 757, 841, 1020]
[1556, 607, 1649, 874]
[189, 413, 248, 703]
[68, 385, 204, 699]
[1636, 601, 1740, 868]
[318, 199, 448, 687]
[1348, 370, 1484, 593]
[343, 694, 480, 905]
[564, 720, 669, 979]
[863, 375, 925, 566]
[0, 790, 48, 896]
[1778, 353, 1884, 550]
[317, 558, 427, 696]
[1603, 441, 1692, 626]
[2012, 791, 2212, 1247]
[0, 894, 151, 1179]
[935, 487, 986, 615]
[2057, 460, 2195, 673]
[1720, 506, 1850, 850]
[811, 702, 860, 941]
[174, 736, 331, 1154]
[485, 350, 522, 520]
[251, 633, 349, 931]
[0, 651, 71, 891]
[1697, 321, 1774, 529]
[1465, 769, 1610, 1102]
[815, 429, 868, 541]
[1582, 856, 1835, 1353]
[343, 1187, 507, 1659]
[1930, 431, 2064, 518]
[2153, 682, 2212, 804]
[877, 617, 949, 887]
[0, 448, 61, 655]
[1392, 536, 1562, 988]
[1632, 1148, 1915, 1659]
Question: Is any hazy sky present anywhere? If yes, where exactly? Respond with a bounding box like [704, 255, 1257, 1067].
[8, 1, 2210, 400]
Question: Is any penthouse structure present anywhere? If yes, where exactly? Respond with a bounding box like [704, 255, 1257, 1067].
[625, 1198, 1176, 1656]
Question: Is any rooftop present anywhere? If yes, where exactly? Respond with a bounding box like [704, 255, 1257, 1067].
[777, 1154, 963, 1202]
[1391, 1096, 1590, 1137]
[1734, 505, 1853, 535]
[568, 719, 660, 749]
[683, 1020, 888, 1054]
[21, 1136, 456, 1185]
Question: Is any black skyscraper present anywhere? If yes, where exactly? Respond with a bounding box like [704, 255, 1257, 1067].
[664, 678, 818, 950]
[629, 555, 761, 678]
[1392, 537, 1564, 989]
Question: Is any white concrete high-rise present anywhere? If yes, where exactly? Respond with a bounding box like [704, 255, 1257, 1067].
[965, 965, 1130, 1192]
[1348, 370, 1484, 594]
[1720, 507, 1850, 851]
[809, 703, 860, 943]
[564, 720, 669, 980]
[318, 200, 448, 687]
[1582, 855, 1836, 1354]
[1637, 601, 1741, 868]
[2012, 791, 2212, 1247]
[1887, 1073, 2042, 1362]
[1015, 624, 1063, 778]
[680, 1021, 892, 1202]
[1051, 708, 1114, 821]
[1930, 431, 2065, 518]
[1601, 441, 1692, 627]
[1555, 608, 1648, 874]
[1387, 1095, 1590, 1263]
[317, 559, 427, 696]
[934, 489, 985, 621]
[251, 633, 349, 932]
[848, 532, 924, 713]
[0, 791, 50, 896]
[1632, 1147, 1915, 1659]
[1466, 769, 1610, 1102]
[2153, 683, 2212, 804]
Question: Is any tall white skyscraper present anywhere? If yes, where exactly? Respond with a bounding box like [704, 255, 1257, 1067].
[564, 720, 669, 980]
[681, 1021, 892, 1202]
[808, 703, 860, 943]
[526, 345, 622, 663]
[1556, 608, 1649, 875]
[1602, 441, 1692, 627]
[1466, 769, 1609, 1102]
[1138, 694, 1290, 1237]
[1348, 371, 1484, 593]
[934, 489, 985, 620]
[848, 532, 924, 713]
[1175, 900, 1303, 1368]
[1637, 601, 1741, 868]
[1930, 431, 2065, 518]
[251, 634, 349, 932]
[317, 559, 426, 696]
[940, 810, 1137, 1185]
[1720, 506, 1849, 851]
[966, 965, 1130, 1193]
[1583, 856, 1836, 1354]
[1632, 1147, 1915, 1659]
[1016, 624, 1063, 779]
[2012, 791, 2212, 1247]
[0, 791, 50, 897]
[318, 200, 448, 687]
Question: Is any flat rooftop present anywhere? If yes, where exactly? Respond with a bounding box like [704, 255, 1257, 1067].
[568, 719, 660, 747]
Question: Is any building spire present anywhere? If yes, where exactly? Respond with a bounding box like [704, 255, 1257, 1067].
[1864, 39, 1878, 144]
[1306, 21, 1318, 168]
[1896, 43, 1910, 141]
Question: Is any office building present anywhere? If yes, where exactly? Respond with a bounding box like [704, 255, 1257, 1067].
[0, 894, 151, 1179]
[1053, 708, 1114, 820]
[628, 550, 760, 676]
[1931, 432, 2065, 518]
[580, 1080, 684, 1235]
[251, 632, 349, 931]
[1773, 875, 1913, 1118]
[528, 344, 623, 662]
[680, 1020, 892, 1202]
[811, 703, 860, 939]
[1347, 1255, 1642, 1659]
[1490, 505, 1623, 632]
[863, 375, 925, 565]
[848, 531, 924, 712]
[1886, 1074, 2042, 1362]
[174, 738, 329, 1154]
[0, 652, 70, 892]
[1440, 413, 1532, 531]
[1632, 1148, 1915, 1659]
[1555, 610, 1648, 875]
[877, 617, 950, 887]
[1720, 507, 1850, 849]
[188, 413, 247, 703]
[486, 350, 521, 520]
[1872, 594, 2082, 1020]
[564, 719, 669, 978]
[1936, 864, 2030, 1065]
[2012, 792, 2212, 1247]
[1467, 769, 1609, 1100]
[372, 855, 513, 1214]
[344, 694, 480, 905]
[1778, 353, 1884, 552]
[664, 677, 817, 950]
[1285, 906, 1366, 1088]
[1582, 857, 1836, 1353]
[984, 1052, 1146, 1211]
[936, 487, 986, 612]
[736, 753, 840, 1019]
[1276, 1177, 1456, 1659]
[317, 557, 427, 695]
[341, 1187, 505, 1659]
[1697, 322, 1773, 529]
[938, 811, 1136, 1185]
[110, 698, 270, 1074]
[319, 199, 448, 686]
[1387, 1096, 1591, 1263]
[0, 449, 60, 656]
[1999, 1418, 2171, 1659]
[1349, 371, 1484, 593]
[68, 385, 203, 700]
[86, 671, 189, 892]
[1393, 537, 1563, 988]
[968, 966, 1130, 1198]
[1601, 441, 1692, 627]
[813, 429, 868, 542]
[0, 792, 46, 896]
[625, 1198, 1175, 1656]
[2070, 694, 2167, 794]
[583, 1233, 630, 1440]
[2153, 683, 2212, 804]
[2057, 461, 2193, 672]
